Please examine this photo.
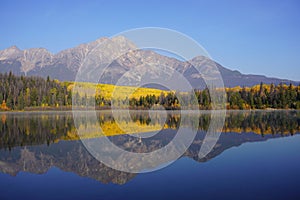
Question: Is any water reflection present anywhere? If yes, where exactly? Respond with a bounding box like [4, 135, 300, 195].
[0, 111, 299, 184]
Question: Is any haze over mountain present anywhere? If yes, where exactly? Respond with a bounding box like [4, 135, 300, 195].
[0, 37, 298, 88]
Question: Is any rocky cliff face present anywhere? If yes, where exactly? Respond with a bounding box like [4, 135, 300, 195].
[0, 37, 298, 88]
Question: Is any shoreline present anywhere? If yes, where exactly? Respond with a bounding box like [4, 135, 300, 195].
[0, 108, 299, 114]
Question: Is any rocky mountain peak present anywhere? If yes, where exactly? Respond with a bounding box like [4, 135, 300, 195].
[0, 37, 298, 87]
[0, 45, 23, 60]
[21, 48, 53, 73]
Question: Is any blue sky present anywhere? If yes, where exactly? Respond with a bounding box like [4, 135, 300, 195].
[1, 0, 300, 80]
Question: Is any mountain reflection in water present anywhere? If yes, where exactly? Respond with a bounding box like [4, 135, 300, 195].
[0, 110, 299, 184]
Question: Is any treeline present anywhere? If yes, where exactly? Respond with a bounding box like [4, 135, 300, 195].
[129, 88, 211, 110]
[0, 72, 72, 110]
[0, 72, 300, 110]
[129, 83, 300, 110]
[225, 83, 300, 109]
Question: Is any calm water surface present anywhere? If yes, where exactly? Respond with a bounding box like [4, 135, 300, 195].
[0, 110, 299, 200]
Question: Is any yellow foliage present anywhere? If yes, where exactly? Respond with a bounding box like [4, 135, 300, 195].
[71, 82, 168, 100]
[225, 83, 294, 93]
[63, 120, 163, 140]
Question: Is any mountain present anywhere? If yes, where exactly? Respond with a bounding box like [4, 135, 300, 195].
[0, 37, 298, 88]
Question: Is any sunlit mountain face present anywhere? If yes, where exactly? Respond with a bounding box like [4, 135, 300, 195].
[0, 38, 298, 88]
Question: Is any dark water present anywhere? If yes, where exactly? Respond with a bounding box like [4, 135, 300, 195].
[0, 110, 299, 200]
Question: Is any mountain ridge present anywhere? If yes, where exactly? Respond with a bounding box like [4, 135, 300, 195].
[0, 37, 298, 88]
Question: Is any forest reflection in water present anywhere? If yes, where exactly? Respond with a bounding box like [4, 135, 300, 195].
[0, 110, 299, 184]
[0, 110, 299, 149]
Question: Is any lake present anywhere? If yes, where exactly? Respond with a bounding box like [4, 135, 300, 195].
[0, 110, 299, 199]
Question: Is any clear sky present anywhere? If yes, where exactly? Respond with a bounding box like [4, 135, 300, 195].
[1, 0, 299, 80]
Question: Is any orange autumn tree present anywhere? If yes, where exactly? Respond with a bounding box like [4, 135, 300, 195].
[0, 100, 10, 111]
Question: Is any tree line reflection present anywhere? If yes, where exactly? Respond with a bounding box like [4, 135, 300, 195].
[0, 111, 299, 150]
